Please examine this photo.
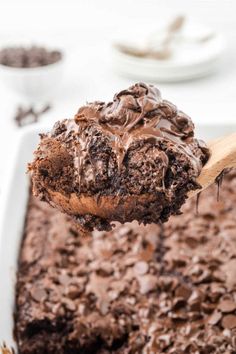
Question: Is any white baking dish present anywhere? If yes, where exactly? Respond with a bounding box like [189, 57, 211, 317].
[0, 123, 235, 351]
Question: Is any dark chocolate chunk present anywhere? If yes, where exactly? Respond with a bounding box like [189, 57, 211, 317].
[14, 104, 51, 127]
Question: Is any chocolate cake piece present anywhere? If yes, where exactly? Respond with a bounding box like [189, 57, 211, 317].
[29, 83, 209, 231]
[15, 171, 236, 353]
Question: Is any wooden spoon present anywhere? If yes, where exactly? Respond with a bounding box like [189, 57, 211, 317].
[188, 133, 236, 198]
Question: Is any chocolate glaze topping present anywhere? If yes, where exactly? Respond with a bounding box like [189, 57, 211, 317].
[72, 83, 203, 183]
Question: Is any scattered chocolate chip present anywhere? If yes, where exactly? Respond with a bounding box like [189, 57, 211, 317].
[65, 284, 81, 299]
[175, 284, 192, 299]
[222, 315, 236, 329]
[137, 274, 158, 294]
[158, 333, 172, 350]
[62, 298, 77, 312]
[222, 259, 236, 289]
[134, 261, 149, 275]
[58, 273, 71, 286]
[98, 300, 110, 315]
[231, 335, 236, 348]
[172, 297, 186, 311]
[208, 311, 222, 325]
[30, 287, 47, 303]
[14, 104, 51, 127]
[218, 299, 236, 313]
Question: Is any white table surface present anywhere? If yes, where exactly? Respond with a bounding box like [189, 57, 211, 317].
[0, 0, 236, 194]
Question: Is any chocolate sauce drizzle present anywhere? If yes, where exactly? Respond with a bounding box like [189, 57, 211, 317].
[196, 192, 201, 215]
[215, 168, 231, 201]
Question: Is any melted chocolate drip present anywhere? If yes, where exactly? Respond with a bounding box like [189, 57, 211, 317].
[196, 192, 201, 215]
[215, 168, 230, 201]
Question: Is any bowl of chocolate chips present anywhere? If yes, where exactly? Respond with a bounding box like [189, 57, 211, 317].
[0, 44, 64, 100]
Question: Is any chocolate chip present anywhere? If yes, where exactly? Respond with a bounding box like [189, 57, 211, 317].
[158, 334, 172, 350]
[65, 284, 81, 299]
[62, 298, 77, 312]
[176, 114, 189, 127]
[222, 315, 236, 329]
[231, 335, 236, 348]
[98, 300, 110, 315]
[172, 297, 186, 311]
[134, 261, 149, 275]
[30, 287, 47, 303]
[14, 104, 51, 127]
[175, 284, 192, 299]
[58, 273, 71, 286]
[218, 299, 236, 313]
[137, 274, 158, 294]
[208, 311, 222, 325]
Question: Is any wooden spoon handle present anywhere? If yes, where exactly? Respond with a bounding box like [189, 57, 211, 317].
[189, 132, 236, 198]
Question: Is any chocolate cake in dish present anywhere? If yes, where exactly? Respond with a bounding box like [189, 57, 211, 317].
[15, 171, 236, 353]
[29, 83, 209, 231]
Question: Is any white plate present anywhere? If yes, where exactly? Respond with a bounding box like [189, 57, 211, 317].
[112, 22, 225, 82]
[0, 123, 235, 351]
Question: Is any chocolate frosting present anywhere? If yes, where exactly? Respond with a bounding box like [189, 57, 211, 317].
[72, 83, 205, 181]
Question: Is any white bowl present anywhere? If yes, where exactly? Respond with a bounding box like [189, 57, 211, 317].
[0, 58, 65, 102]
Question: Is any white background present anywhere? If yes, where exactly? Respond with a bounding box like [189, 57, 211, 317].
[0, 0, 236, 189]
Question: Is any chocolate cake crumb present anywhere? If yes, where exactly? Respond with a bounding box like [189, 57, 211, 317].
[29, 83, 209, 230]
[14, 171, 236, 353]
